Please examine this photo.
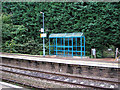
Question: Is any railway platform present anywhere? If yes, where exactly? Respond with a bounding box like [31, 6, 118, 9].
[0, 52, 119, 68]
[0, 52, 119, 80]
[0, 53, 119, 89]
[0, 81, 23, 89]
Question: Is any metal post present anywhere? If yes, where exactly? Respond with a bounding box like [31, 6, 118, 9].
[72, 38, 73, 57]
[56, 38, 57, 55]
[68, 38, 69, 56]
[64, 38, 65, 57]
[76, 38, 77, 56]
[84, 36, 85, 57]
[49, 39, 50, 55]
[54, 39, 55, 55]
[40, 12, 45, 57]
[81, 37, 82, 58]
[61, 38, 62, 55]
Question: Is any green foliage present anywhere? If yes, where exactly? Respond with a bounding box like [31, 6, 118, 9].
[103, 45, 115, 58]
[2, 14, 12, 24]
[2, 14, 43, 54]
[2, 2, 120, 57]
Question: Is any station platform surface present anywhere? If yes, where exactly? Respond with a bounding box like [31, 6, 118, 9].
[0, 81, 23, 89]
[0, 53, 119, 68]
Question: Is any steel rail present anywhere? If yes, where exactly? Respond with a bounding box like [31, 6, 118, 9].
[1, 78, 47, 89]
[1, 64, 119, 84]
[1, 65, 118, 89]
[2, 69, 113, 89]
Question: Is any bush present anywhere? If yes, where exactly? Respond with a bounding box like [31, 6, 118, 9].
[2, 2, 119, 57]
[2, 14, 43, 54]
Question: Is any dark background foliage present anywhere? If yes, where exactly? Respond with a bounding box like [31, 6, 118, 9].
[2, 2, 120, 57]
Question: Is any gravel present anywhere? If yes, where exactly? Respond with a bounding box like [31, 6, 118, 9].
[2, 66, 118, 89]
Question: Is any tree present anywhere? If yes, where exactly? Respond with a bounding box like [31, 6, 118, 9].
[2, 2, 119, 57]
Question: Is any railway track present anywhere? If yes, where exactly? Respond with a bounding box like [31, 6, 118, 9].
[1, 64, 119, 89]
[2, 78, 46, 89]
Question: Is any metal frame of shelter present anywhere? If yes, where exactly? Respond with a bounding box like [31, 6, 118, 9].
[49, 33, 85, 58]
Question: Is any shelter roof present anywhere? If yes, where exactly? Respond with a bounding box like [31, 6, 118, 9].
[49, 32, 84, 38]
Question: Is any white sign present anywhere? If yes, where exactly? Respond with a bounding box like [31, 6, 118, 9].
[115, 48, 118, 58]
[92, 49, 96, 55]
[40, 33, 47, 38]
[108, 49, 112, 51]
[41, 28, 44, 32]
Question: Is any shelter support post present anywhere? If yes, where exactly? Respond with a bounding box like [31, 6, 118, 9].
[54, 39, 55, 55]
[68, 38, 69, 56]
[61, 38, 62, 55]
[56, 38, 57, 55]
[76, 38, 77, 56]
[64, 38, 65, 57]
[72, 38, 73, 57]
[84, 36, 85, 57]
[81, 37, 82, 58]
[49, 39, 50, 55]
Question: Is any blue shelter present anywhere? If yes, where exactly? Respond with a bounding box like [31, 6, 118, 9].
[49, 33, 85, 58]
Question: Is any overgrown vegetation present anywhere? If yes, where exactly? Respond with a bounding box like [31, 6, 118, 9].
[2, 14, 43, 55]
[2, 2, 119, 57]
